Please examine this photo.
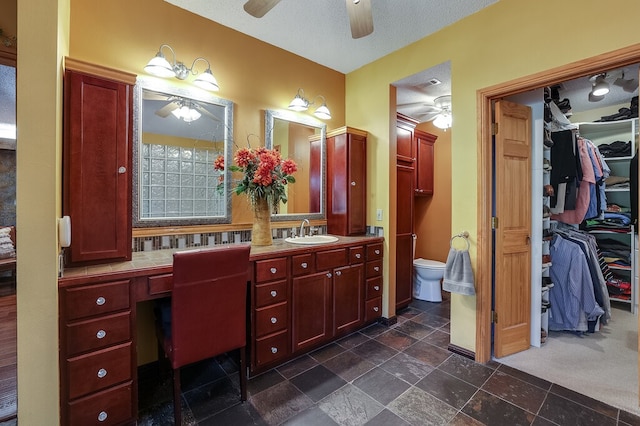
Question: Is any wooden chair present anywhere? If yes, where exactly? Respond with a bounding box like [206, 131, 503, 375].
[155, 244, 251, 425]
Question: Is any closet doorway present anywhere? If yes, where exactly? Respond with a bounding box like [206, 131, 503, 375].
[477, 44, 640, 411]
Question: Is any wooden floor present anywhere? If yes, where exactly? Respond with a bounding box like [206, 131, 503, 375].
[0, 289, 17, 422]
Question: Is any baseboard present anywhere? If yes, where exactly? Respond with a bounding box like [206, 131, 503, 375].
[447, 343, 476, 361]
[378, 316, 397, 326]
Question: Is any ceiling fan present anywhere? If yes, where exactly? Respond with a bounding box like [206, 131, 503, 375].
[144, 92, 220, 122]
[243, 0, 374, 39]
[399, 95, 452, 126]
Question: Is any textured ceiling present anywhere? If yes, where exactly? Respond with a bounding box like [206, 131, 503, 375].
[165, 0, 498, 74]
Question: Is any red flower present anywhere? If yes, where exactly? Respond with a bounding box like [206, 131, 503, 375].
[235, 148, 255, 168]
[281, 159, 297, 175]
[213, 155, 225, 171]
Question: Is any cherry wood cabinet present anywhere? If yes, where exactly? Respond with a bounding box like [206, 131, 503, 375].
[63, 58, 136, 266]
[326, 126, 367, 236]
[415, 130, 437, 196]
[396, 163, 415, 310]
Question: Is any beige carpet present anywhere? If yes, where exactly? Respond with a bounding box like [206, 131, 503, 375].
[497, 304, 639, 416]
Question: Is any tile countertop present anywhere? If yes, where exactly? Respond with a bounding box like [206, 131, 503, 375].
[60, 235, 384, 281]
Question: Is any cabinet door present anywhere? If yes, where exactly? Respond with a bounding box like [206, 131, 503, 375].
[415, 130, 436, 196]
[333, 264, 364, 335]
[396, 121, 415, 164]
[396, 164, 414, 310]
[347, 133, 367, 235]
[292, 271, 332, 352]
[63, 70, 132, 265]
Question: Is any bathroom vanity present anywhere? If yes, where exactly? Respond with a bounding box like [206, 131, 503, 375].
[58, 236, 383, 425]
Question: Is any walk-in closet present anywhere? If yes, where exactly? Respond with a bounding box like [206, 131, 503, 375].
[499, 64, 640, 415]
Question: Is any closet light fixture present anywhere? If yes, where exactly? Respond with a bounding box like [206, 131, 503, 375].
[144, 44, 220, 92]
[288, 89, 332, 120]
[590, 74, 610, 97]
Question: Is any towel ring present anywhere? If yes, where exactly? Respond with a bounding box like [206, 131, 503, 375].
[450, 232, 470, 251]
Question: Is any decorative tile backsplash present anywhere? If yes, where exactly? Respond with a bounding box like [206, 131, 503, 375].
[132, 225, 384, 252]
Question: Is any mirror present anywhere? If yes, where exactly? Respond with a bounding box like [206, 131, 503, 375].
[265, 110, 326, 222]
[133, 76, 233, 227]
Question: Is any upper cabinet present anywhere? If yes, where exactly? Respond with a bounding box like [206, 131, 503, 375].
[63, 58, 136, 266]
[326, 127, 367, 236]
[415, 129, 437, 196]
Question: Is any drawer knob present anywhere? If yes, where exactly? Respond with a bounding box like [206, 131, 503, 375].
[270, 290, 277, 297]
[96, 329, 106, 339]
[373, 306, 379, 312]
[97, 368, 107, 378]
[270, 267, 277, 274]
[271, 347, 278, 354]
[98, 411, 108, 422]
[301, 262, 308, 268]
[374, 285, 380, 291]
[355, 253, 361, 259]
[351, 181, 356, 186]
[375, 249, 380, 255]
[374, 266, 380, 272]
[96, 296, 106, 306]
[335, 270, 342, 276]
[118, 166, 126, 174]
[326, 273, 332, 278]
[270, 317, 277, 324]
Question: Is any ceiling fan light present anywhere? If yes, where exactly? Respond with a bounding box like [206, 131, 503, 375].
[144, 52, 175, 78]
[591, 77, 610, 97]
[193, 68, 219, 91]
[172, 104, 201, 122]
[313, 103, 332, 120]
[433, 112, 452, 130]
[288, 93, 309, 111]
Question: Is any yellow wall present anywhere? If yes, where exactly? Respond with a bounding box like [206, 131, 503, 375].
[16, 0, 640, 422]
[347, 0, 640, 351]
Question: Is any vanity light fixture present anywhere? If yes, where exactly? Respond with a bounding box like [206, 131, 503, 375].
[144, 44, 220, 92]
[288, 89, 332, 120]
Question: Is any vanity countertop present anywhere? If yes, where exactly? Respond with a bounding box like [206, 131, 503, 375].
[59, 234, 384, 284]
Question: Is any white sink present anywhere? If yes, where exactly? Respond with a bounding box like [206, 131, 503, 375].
[285, 235, 339, 245]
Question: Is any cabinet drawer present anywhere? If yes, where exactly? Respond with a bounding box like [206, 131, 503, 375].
[255, 302, 288, 337]
[366, 276, 382, 300]
[66, 311, 131, 356]
[67, 380, 133, 426]
[147, 273, 172, 296]
[255, 330, 289, 367]
[366, 260, 383, 278]
[255, 280, 287, 308]
[316, 248, 347, 270]
[350, 246, 365, 264]
[366, 243, 383, 261]
[255, 258, 287, 282]
[67, 342, 132, 400]
[63, 280, 130, 321]
[292, 254, 315, 276]
[365, 297, 382, 322]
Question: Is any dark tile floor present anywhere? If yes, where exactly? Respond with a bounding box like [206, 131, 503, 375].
[138, 297, 640, 426]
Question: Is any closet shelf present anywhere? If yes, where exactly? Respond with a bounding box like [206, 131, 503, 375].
[604, 188, 630, 192]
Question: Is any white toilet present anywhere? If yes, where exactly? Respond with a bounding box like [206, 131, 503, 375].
[413, 258, 446, 302]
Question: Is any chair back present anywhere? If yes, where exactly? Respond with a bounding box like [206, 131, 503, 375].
[170, 244, 251, 368]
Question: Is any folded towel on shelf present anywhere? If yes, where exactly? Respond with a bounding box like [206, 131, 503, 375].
[443, 247, 475, 296]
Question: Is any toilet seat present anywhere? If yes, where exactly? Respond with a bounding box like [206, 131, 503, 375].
[413, 258, 445, 269]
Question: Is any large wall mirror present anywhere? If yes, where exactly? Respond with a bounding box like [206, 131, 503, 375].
[265, 110, 325, 222]
[133, 76, 233, 227]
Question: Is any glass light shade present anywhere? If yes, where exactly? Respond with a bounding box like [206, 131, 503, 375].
[144, 53, 175, 78]
[433, 112, 452, 129]
[591, 78, 610, 97]
[313, 104, 332, 120]
[172, 105, 201, 122]
[193, 69, 220, 91]
[288, 94, 309, 111]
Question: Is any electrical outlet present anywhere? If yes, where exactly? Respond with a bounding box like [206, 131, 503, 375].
[376, 209, 383, 221]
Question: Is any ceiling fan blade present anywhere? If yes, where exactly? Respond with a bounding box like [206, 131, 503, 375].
[193, 103, 221, 122]
[243, 0, 281, 18]
[155, 101, 179, 118]
[346, 0, 373, 39]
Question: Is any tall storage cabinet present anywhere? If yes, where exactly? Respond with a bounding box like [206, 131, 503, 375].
[326, 127, 367, 236]
[63, 58, 135, 266]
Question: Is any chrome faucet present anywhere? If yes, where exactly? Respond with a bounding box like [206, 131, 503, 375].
[299, 219, 310, 238]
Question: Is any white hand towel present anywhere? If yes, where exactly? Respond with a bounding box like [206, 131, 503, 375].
[442, 247, 475, 296]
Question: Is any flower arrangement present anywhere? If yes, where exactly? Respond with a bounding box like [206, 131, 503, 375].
[214, 146, 298, 211]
